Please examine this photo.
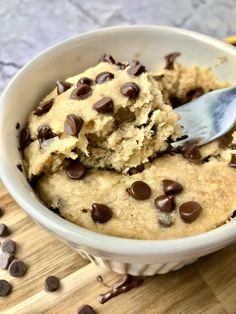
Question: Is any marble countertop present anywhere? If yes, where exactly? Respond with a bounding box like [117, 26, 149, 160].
[1, 0, 236, 92]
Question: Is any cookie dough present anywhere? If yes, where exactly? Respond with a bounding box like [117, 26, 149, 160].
[21, 54, 236, 240]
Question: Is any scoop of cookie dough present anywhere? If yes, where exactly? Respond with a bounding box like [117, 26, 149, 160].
[23, 58, 180, 178]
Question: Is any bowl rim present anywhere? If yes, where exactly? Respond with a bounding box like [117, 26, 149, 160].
[1, 24, 236, 258]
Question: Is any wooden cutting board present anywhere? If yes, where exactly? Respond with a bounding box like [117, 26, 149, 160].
[0, 181, 236, 314]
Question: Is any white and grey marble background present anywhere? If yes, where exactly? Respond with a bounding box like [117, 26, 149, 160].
[1, 0, 236, 92]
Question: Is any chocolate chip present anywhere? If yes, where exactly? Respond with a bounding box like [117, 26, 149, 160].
[1, 239, 16, 254]
[19, 127, 32, 149]
[15, 122, 20, 129]
[44, 276, 60, 292]
[162, 179, 183, 195]
[115, 108, 135, 125]
[0, 224, 10, 237]
[0, 280, 12, 297]
[0, 252, 14, 269]
[120, 82, 140, 99]
[169, 96, 183, 109]
[179, 201, 202, 223]
[64, 114, 84, 136]
[70, 85, 92, 100]
[95, 72, 114, 84]
[34, 98, 54, 116]
[154, 195, 175, 212]
[28, 174, 42, 190]
[153, 74, 164, 81]
[229, 143, 236, 149]
[164, 52, 181, 70]
[77, 77, 93, 86]
[98, 53, 116, 64]
[16, 164, 23, 172]
[8, 259, 27, 277]
[91, 203, 112, 223]
[182, 142, 201, 162]
[37, 125, 55, 144]
[93, 97, 114, 114]
[77, 304, 96, 314]
[158, 218, 174, 228]
[0, 208, 3, 217]
[127, 181, 151, 200]
[56, 80, 73, 95]
[65, 160, 87, 180]
[229, 154, 236, 168]
[127, 61, 146, 76]
[116, 62, 128, 70]
[186, 87, 204, 100]
[82, 209, 88, 213]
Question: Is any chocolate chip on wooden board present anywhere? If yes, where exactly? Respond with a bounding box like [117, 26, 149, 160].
[56, 80, 73, 95]
[127, 181, 151, 200]
[154, 195, 175, 213]
[0, 224, 10, 237]
[95, 71, 114, 84]
[164, 52, 181, 70]
[120, 82, 140, 99]
[179, 201, 202, 223]
[1, 239, 16, 254]
[0, 279, 12, 297]
[93, 97, 114, 114]
[77, 304, 96, 314]
[162, 179, 183, 195]
[44, 276, 60, 292]
[70, 84, 93, 100]
[0, 252, 14, 270]
[64, 114, 84, 136]
[34, 98, 54, 116]
[65, 160, 87, 180]
[8, 259, 27, 277]
[91, 203, 112, 223]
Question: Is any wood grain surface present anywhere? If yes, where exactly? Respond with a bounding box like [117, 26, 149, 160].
[0, 181, 236, 314]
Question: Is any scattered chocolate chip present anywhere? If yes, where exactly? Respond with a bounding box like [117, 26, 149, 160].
[19, 127, 32, 149]
[8, 259, 27, 277]
[228, 154, 236, 168]
[127, 61, 146, 76]
[70, 85, 92, 100]
[37, 125, 55, 144]
[99, 274, 144, 304]
[77, 304, 96, 314]
[0, 252, 14, 269]
[182, 142, 201, 162]
[15, 122, 20, 129]
[56, 80, 73, 95]
[0, 279, 12, 297]
[16, 164, 23, 172]
[0, 224, 10, 237]
[93, 97, 114, 114]
[179, 201, 202, 223]
[34, 98, 54, 116]
[1, 239, 16, 254]
[162, 179, 183, 195]
[115, 108, 135, 126]
[77, 77, 93, 86]
[95, 72, 114, 84]
[154, 195, 175, 213]
[98, 53, 116, 64]
[127, 181, 151, 200]
[186, 87, 204, 100]
[164, 52, 181, 70]
[91, 203, 112, 223]
[0, 208, 3, 217]
[169, 96, 183, 109]
[44, 276, 60, 292]
[153, 74, 164, 81]
[65, 160, 87, 180]
[120, 82, 140, 99]
[158, 218, 174, 228]
[64, 114, 84, 136]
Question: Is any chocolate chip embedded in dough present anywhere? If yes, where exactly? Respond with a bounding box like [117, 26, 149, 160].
[120, 82, 140, 99]
[164, 52, 181, 70]
[162, 179, 183, 195]
[65, 160, 87, 180]
[127, 181, 151, 200]
[56, 81, 73, 95]
[19, 127, 32, 149]
[64, 114, 84, 136]
[95, 72, 114, 84]
[91, 203, 112, 223]
[181, 142, 201, 162]
[34, 98, 54, 116]
[127, 61, 146, 76]
[154, 195, 175, 213]
[228, 154, 236, 168]
[93, 97, 114, 114]
[37, 125, 55, 144]
[70, 84, 93, 100]
[77, 77, 93, 86]
[186, 87, 204, 100]
[179, 201, 202, 223]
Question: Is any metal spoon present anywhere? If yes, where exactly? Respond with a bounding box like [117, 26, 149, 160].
[172, 87, 236, 147]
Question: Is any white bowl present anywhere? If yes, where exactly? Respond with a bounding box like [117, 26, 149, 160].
[1, 25, 236, 276]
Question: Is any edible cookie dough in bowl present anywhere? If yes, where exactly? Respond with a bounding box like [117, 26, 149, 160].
[0, 26, 236, 276]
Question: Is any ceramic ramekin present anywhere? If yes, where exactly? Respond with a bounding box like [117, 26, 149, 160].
[0, 26, 236, 276]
